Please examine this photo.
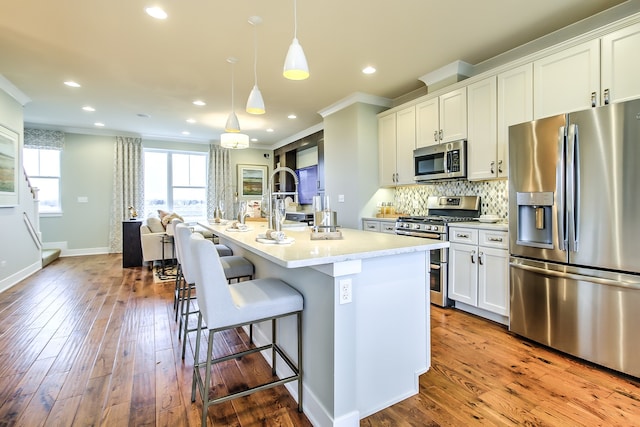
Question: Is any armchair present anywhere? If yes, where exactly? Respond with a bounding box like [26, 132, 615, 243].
[140, 217, 175, 269]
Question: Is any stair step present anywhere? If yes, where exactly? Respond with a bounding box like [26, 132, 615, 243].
[42, 249, 61, 267]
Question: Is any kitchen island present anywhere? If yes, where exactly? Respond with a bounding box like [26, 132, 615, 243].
[198, 221, 447, 427]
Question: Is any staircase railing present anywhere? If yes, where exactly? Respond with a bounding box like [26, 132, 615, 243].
[23, 212, 42, 250]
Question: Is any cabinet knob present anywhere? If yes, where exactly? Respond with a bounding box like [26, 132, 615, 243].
[603, 88, 610, 105]
[478, 251, 484, 265]
[498, 160, 503, 174]
[490, 161, 495, 174]
[591, 91, 597, 107]
[439, 129, 443, 141]
[471, 250, 476, 264]
[433, 130, 438, 142]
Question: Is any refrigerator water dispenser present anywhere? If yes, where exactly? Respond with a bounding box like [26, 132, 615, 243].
[516, 192, 554, 249]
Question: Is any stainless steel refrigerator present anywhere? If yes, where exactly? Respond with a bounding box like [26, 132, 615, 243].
[508, 98, 640, 378]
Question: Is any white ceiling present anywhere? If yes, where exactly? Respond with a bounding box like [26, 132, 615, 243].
[0, 0, 632, 148]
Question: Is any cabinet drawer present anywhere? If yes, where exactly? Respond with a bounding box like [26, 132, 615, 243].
[479, 230, 508, 249]
[363, 220, 381, 232]
[449, 227, 478, 244]
[381, 222, 396, 234]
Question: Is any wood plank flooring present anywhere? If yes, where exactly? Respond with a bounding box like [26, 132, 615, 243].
[0, 254, 638, 426]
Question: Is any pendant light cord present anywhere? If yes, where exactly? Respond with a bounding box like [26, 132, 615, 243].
[230, 60, 235, 112]
[293, 0, 298, 39]
[253, 25, 258, 85]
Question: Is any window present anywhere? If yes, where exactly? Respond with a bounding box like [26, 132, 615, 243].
[144, 149, 207, 219]
[23, 148, 61, 213]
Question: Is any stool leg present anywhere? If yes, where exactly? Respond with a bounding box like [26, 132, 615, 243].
[297, 311, 303, 412]
[191, 313, 203, 403]
[202, 329, 215, 427]
[181, 284, 192, 359]
[271, 318, 277, 375]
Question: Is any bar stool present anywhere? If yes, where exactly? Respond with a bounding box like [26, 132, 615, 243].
[171, 219, 235, 320]
[189, 235, 303, 427]
[174, 223, 254, 359]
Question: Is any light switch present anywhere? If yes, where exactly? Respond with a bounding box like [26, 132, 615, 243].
[338, 194, 345, 202]
[77, 196, 88, 203]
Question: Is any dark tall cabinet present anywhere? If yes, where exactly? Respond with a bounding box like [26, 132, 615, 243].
[122, 220, 143, 267]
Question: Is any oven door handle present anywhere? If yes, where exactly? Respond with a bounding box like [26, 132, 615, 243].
[395, 230, 442, 239]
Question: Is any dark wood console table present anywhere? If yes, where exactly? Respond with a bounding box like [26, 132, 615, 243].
[122, 220, 143, 268]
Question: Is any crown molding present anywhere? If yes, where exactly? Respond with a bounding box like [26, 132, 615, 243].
[0, 75, 31, 106]
[318, 92, 392, 118]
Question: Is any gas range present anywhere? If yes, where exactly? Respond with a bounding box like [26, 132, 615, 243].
[395, 196, 480, 237]
[394, 196, 480, 308]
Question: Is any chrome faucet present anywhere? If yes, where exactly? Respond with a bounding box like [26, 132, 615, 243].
[237, 201, 251, 224]
[267, 166, 299, 229]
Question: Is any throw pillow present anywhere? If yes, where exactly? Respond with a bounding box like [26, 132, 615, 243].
[160, 212, 184, 227]
[146, 217, 165, 233]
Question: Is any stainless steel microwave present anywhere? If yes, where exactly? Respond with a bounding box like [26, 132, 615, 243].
[414, 139, 467, 182]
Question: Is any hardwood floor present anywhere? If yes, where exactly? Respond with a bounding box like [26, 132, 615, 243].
[0, 254, 638, 426]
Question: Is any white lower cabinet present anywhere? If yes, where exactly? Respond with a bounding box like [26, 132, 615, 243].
[448, 226, 509, 324]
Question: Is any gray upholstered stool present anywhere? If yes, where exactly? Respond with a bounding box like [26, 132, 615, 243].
[171, 218, 233, 317]
[174, 224, 254, 359]
[189, 235, 303, 427]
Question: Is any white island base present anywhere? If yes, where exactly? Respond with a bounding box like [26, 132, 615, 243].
[200, 224, 446, 427]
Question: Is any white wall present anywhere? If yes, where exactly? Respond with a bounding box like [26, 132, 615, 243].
[323, 102, 387, 229]
[0, 87, 41, 292]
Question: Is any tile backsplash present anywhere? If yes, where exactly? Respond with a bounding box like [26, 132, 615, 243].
[394, 180, 508, 218]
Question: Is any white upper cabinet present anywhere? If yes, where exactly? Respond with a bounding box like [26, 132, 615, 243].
[601, 22, 640, 104]
[378, 113, 397, 187]
[467, 76, 497, 181]
[415, 97, 439, 148]
[378, 106, 416, 187]
[533, 39, 600, 119]
[497, 63, 533, 179]
[416, 88, 467, 148]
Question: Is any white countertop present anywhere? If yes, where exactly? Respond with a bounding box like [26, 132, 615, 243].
[449, 221, 509, 231]
[198, 221, 448, 269]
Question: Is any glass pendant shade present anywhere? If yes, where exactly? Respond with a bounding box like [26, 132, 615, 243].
[283, 38, 309, 80]
[246, 85, 265, 114]
[220, 132, 249, 149]
[225, 111, 240, 133]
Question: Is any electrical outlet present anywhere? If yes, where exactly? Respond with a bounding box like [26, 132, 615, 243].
[339, 279, 352, 304]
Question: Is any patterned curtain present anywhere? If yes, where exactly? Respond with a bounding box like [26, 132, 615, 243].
[207, 144, 233, 220]
[24, 128, 65, 150]
[109, 137, 144, 253]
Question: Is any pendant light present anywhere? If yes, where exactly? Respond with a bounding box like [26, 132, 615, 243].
[246, 16, 265, 114]
[224, 57, 241, 132]
[283, 0, 309, 80]
[220, 132, 249, 149]
[221, 57, 249, 149]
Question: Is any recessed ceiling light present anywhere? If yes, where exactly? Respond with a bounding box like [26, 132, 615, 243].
[362, 66, 376, 74]
[266, 128, 274, 133]
[137, 113, 151, 118]
[193, 100, 206, 106]
[82, 106, 95, 112]
[94, 122, 105, 127]
[288, 114, 297, 119]
[64, 81, 81, 88]
[182, 131, 190, 135]
[251, 138, 258, 142]
[145, 7, 167, 20]
[186, 118, 196, 124]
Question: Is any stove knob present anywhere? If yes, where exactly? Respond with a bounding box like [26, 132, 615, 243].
[415, 224, 422, 230]
[430, 225, 437, 231]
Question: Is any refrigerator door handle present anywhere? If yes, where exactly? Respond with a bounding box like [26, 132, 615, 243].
[573, 125, 580, 252]
[567, 124, 579, 252]
[509, 262, 640, 290]
[556, 126, 567, 251]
